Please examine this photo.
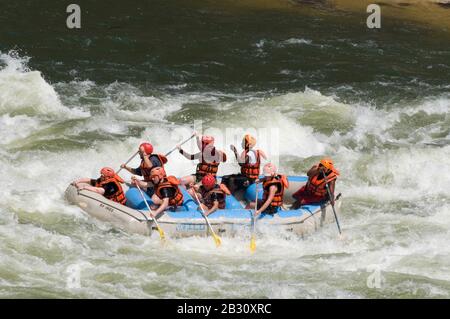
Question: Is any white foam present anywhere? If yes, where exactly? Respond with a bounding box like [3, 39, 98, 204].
[0, 114, 41, 145]
[1, 73, 450, 298]
[0, 51, 88, 118]
[281, 38, 313, 46]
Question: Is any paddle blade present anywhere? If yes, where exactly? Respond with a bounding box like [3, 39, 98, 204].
[250, 235, 256, 253]
[157, 227, 166, 242]
[213, 234, 222, 247]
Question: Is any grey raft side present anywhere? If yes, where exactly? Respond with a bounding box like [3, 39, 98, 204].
[64, 183, 342, 238]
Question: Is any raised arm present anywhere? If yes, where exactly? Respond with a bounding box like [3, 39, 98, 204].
[177, 145, 201, 161]
[142, 153, 154, 170]
[258, 150, 267, 160]
[230, 145, 245, 164]
[120, 163, 138, 175]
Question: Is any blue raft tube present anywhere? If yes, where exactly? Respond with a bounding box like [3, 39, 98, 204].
[125, 176, 327, 221]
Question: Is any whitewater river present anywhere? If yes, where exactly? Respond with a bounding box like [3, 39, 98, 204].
[0, 1, 449, 298]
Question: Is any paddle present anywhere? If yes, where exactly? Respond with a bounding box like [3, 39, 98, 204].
[165, 133, 196, 157]
[250, 184, 259, 253]
[192, 191, 222, 247]
[117, 133, 195, 174]
[135, 182, 166, 242]
[116, 151, 139, 174]
[324, 181, 342, 236]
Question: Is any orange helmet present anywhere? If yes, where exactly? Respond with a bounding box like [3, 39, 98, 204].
[150, 166, 166, 179]
[100, 167, 124, 183]
[319, 158, 334, 170]
[139, 142, 153, 154]
[320, 157, 339, 175]
[100, 167, 115, 178]
[201, 174, 216, 189]
[242, 134, 256, 148]
[263, 163, 277, 176]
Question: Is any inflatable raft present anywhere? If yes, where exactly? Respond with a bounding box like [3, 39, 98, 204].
[64, 176, 342, 238]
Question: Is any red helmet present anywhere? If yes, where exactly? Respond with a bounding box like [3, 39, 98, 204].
[202, 135, 214, 145]
[150, 167, 166, 180]
[100, 167, 115, 178]
[139, 142, 153, 154]
[198, 135, 215, 149]
[201, 174, 216, 189]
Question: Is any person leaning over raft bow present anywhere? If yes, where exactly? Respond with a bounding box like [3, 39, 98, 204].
[72, 167, 127, 205]
[188, 174, 231, 217]
[177, 133, 227, 187]
[291, 157, 339, 209]
[247, 163, 288, 217]
[120, 142, 168, 196]
[221, 134, 267, 194]
[132, 167, 184, 219]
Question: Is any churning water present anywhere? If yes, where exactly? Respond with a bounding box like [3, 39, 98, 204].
[0, 1, 449, 298]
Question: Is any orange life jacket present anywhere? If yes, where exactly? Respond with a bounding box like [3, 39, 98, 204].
[305, 171, 338, 197]
[200, 184, 230, 209]
[240, 150, 261, 179]
[262, 175, 288, 208]
[95, 175, 127, 205]
[140, 154, 168, 181]
[154, 176, 184, 208]
[195, 148, 226, 177]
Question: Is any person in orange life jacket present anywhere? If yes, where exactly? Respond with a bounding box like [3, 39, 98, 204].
[121, 142, 168, 196]
[72, 167, 127, 205]
[292, 157, 339, 209]
[221, 134, 267, 194]
[177, 133, 227, 186]
[132, 167, 183, 219]
[247, 163, 288, 216]
[188, 174, 231, 216]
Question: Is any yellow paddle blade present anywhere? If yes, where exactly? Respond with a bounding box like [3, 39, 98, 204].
[157, 227, 166, 242]
[213, 234, 222, 247]
[250, 235, 256, 253]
